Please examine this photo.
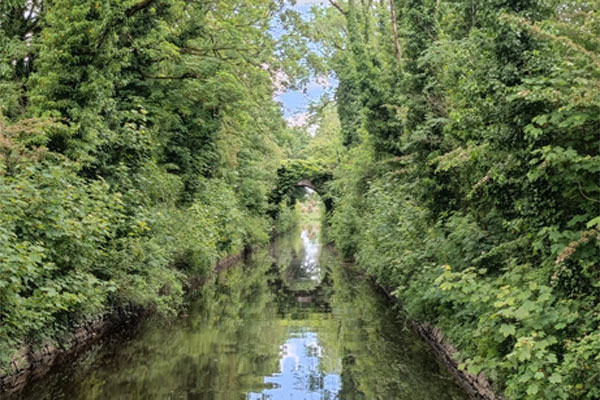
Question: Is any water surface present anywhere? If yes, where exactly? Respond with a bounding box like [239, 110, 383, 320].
[12, 225, 467, 400]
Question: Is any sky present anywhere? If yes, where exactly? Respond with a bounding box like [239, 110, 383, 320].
[272, 0, 336, 128]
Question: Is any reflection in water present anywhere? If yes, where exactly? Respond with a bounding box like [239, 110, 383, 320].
[249, 228, 340, 400]
[12, 216, 468, 400]
[300, 230, 320, 282]
[273, 225, 324, 294]
[249, 331, 340, 400]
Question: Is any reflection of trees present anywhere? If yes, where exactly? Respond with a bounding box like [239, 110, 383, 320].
[22, 252, 287, 400]
[19, 234, 467, 400]
[271, 221, 302, 270]
[184, 254, 288, 399]
[327, 264, 467, 400]
[272, 224, 324, 293]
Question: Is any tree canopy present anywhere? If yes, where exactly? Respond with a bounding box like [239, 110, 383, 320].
[1, 1, 599, 398]
[298, 1, 599, 398]
[0, 0, 300, 371]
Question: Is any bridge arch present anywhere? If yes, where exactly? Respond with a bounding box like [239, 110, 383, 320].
[269, 160, 333, 216]
[296, 179, 317, 192]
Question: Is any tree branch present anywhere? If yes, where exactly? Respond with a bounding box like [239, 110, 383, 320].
[126, 0, 157, 17]
[182, 46, 256, 56]
[97, 0, 157, 47]
[578, 181, 600, 203]
[388, 0, 402, 63]
[143, 72, 205, 80]
[328, 0, 347, 15]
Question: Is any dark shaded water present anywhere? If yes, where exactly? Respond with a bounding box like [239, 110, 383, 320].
[11, 225, 467, 400]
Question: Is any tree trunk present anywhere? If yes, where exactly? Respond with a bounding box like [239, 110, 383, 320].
[389, 0, 402, 62]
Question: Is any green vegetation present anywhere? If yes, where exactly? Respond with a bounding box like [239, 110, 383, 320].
[1, 0, 599, 398]
[0, 0, 299, 369]
[297, 1, 599, 398]
[270, 159, 333, 213]
[14, 232, 467, 400]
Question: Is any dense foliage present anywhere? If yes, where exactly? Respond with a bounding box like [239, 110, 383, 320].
[0, 0, 297, 370]
[2, 0, 599, 397]
[299, 0, 599, 398]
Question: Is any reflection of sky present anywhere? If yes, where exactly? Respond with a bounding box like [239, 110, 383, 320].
[248, 331, 341, 400]
[247, 215, 336, 399]
[300, 230, 321, 281]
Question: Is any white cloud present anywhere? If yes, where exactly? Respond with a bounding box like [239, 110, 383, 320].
[315, 74, 333, 88]
[272, 69, 290, 96]
[262, 63, 291, 97]
[286, 112, 319, 136]
[286, 112, 310, 127]
[306, 124, 319, 136]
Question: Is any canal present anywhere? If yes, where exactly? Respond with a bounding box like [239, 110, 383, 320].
[11, 199, 468, 400]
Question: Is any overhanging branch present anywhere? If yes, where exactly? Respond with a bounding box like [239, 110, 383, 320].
[328, 0, 347, 15]
[126, 0, 157, 17]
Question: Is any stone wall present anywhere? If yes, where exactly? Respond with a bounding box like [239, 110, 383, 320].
[0, 308, 146, 395]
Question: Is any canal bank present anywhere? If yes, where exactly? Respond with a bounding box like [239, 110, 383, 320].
[378, 285, 504, 400]
[6, 219, 470, 399]
[0, 253, 245, 396]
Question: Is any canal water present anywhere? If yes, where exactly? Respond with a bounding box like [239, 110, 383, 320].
[11, 212, 468, 400]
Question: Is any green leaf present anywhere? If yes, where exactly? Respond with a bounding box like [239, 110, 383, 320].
[548, 374, 563, 384]
[586, 216, 600, 228]
[534, 371, 544, 379]
[524, 124, 543, 139]
[514, 305, 530, 320]
[533, 114, 548, 126]
[499, 324, 516, 337]
[527, 383, 539, 395]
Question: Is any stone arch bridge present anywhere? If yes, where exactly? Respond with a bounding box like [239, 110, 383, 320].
[269, 160, 333, 215]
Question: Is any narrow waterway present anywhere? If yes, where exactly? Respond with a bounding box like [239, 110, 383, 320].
[12, 212, 468, 400]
